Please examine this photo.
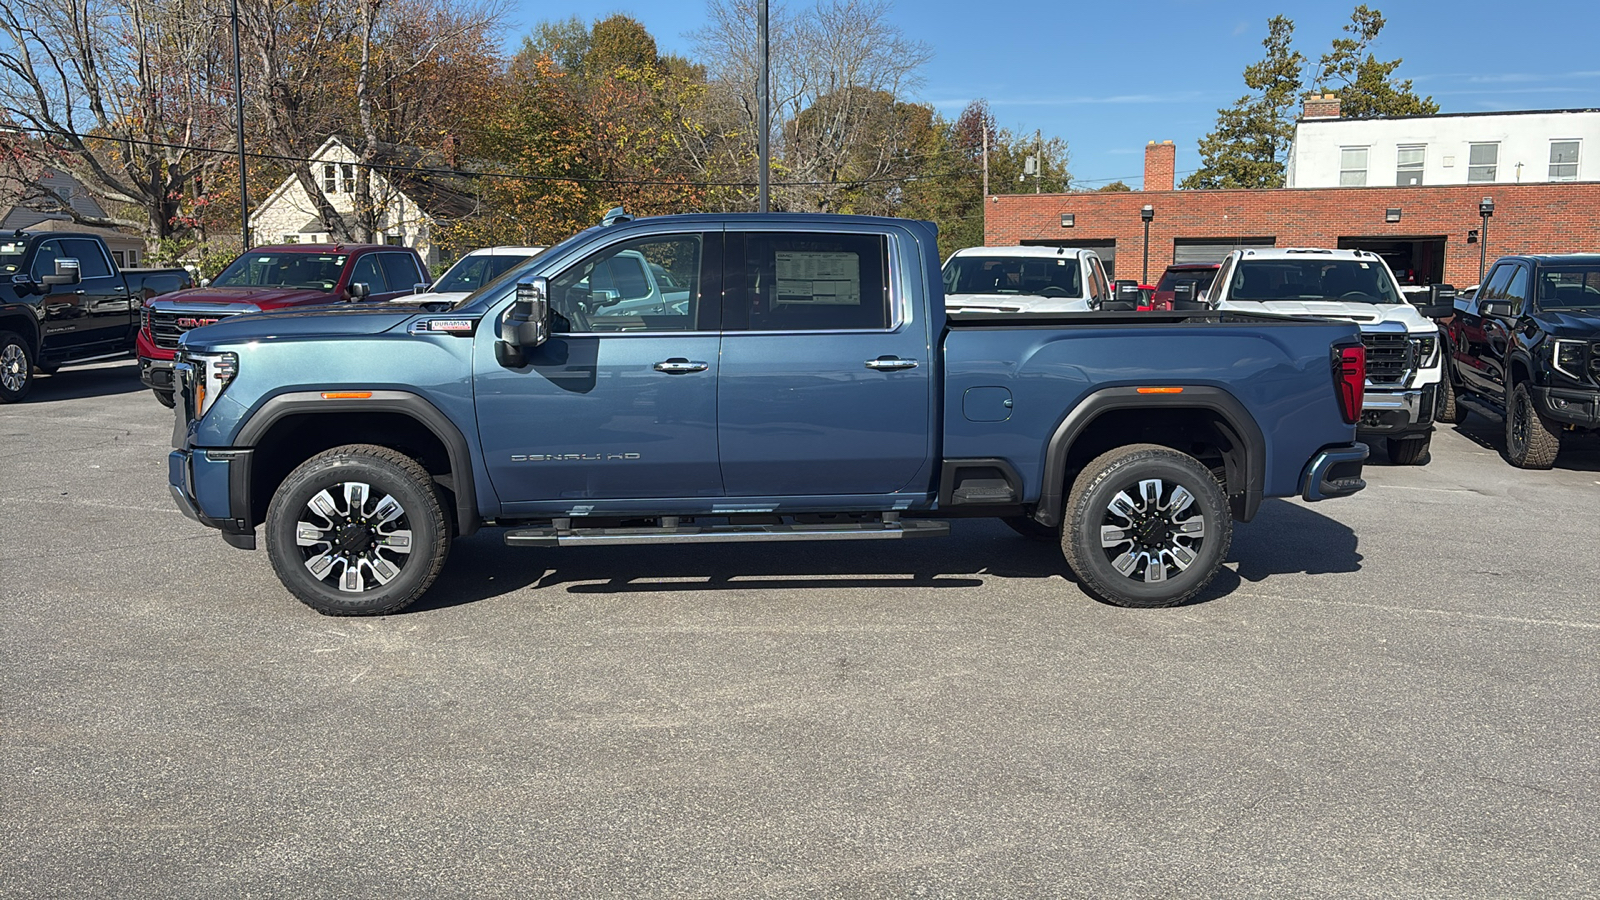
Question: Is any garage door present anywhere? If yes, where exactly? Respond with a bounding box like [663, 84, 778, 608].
[1172, 237, 1275, 266]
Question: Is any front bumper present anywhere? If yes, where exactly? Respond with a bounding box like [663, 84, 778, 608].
[1534, 385, 1600, 428]
[1357, 383, 1438, 436]
[1300, 443, 1368, 502]
[140, 356, 174, 391]
[169, 447, 257, 549]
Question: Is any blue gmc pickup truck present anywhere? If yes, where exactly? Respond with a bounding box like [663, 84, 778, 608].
[168, 212, 1370, 615]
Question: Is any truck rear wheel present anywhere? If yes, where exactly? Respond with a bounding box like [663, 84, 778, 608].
[1437, 377, 1467, 424]
[1386, 433, 1431, 466]
[152, 389, 176, 409]
[0, 331, 35, 403]
[1061, 444, 1231, 609]
[265, 444, 450, 616]
[1506, 383, 1560, 469]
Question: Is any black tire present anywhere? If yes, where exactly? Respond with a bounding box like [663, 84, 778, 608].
[1386, 433, 1431, 466]
[1505, 382, 1560, 469]
[1061, 444, 1232, 609]
[265, 444, 451, 616]
[1437, 377, 1467, 424]
[1002, 515, 1058, 543]
[0, 331, 35, 403]
[152, 389, 177, 409]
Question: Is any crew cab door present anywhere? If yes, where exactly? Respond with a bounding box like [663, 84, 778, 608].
[717, 229, 933, 497]
[474, 231, 724, 507]
[1456, 261, 1522, 401]
[61, 237, 135, 349]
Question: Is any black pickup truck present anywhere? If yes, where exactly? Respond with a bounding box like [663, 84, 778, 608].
[0, 229, 190, 401]
[1439, 254, 1600, 468]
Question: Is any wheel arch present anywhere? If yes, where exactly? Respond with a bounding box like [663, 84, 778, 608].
[0, 309, 39, 355]
[1034, 386, 1266, 527]
[233, 391, 481, 537]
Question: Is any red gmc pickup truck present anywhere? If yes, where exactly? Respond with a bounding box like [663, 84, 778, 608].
[138, 243, 427, 406]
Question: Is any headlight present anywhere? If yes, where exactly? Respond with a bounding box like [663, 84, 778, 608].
[1411, 335, 1439, 368]
[185, 350, 238, 418]
[1552, 339, 1587, 380]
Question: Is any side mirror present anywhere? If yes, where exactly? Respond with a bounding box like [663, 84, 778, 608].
[1172, 282, 1207, 310]
[1480, 300, 1514, 319]
[1411, 283, 1457, 318]
[199, 277, 212, 288]
[413, 282, 430, 294]
[1111, 282, 1144, 310]
[495, 278, 550, 368]
[347, 282, 371, 301]
[40, 258, 81, 287]
[10, 273, 37, 295]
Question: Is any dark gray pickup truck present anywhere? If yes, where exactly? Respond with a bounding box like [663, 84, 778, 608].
[0, 229, 190, 401]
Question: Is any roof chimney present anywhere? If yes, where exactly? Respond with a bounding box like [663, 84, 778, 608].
[1144, 140, 1175, 192]
[1303, 92, 1342, 120]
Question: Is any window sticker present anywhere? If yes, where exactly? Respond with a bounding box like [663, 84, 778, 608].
[775, 251, 860, 306]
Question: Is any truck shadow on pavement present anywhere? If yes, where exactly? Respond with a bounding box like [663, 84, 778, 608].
[25, 360, 149, 403]
[1438, 420, 1600, 472]
[408, 497, 1361, 613]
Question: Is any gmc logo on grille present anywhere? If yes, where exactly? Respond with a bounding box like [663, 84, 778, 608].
[177, 317, 220, 328]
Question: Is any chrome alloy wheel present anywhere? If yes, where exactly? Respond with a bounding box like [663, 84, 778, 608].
[1098, 478, 1207, 584]
[295, 481, 414, 593]
[1, 343, 27, 393]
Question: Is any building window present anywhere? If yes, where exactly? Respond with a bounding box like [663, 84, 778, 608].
[282, 234, 299, 244]
[1468, 143, 1498, 183]
[111, 250, 126, 267]
[384, 233, 405, 246]
[1339, 147, 1368, 186]
[322, 164, 337, 193]
[341, 164, 355, 193]
[1396, 145, 1424, 186]
[1550, 141, 1580, 182]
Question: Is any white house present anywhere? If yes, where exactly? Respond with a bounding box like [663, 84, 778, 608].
[1286, 98, 1600, 189]
[250, 136, 478, 267]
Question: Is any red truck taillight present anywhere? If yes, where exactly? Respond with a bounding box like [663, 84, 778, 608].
[1334, 343, 1365, 424]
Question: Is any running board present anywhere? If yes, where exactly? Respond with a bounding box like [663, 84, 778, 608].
[1456, 394, 1505, 422]
[504, 519, 949, 547]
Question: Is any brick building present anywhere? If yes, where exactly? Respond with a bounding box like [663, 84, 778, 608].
[985, 131, 1600, 290]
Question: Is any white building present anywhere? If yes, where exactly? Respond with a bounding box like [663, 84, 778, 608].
[251, 136, 478, 267]
[1286, 98, 1600, 189]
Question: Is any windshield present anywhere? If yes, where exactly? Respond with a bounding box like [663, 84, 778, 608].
[944, 255, 1082, 298]
[0, 240, 24, 276]
[1537, 266, 1600, 309]
[432, 253, 537, 293]
[1228, 258, 1399, 304]
[1156, 267, 1217, 293]
[213, 252, 347, 290]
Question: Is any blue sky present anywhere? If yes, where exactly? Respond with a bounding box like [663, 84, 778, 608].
[505, 0, 1600, 188]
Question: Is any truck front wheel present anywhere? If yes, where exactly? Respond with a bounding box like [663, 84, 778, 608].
[1386, 433, 1431, 465]
[265, 444, 451, 616]
[1061, 444, 1232, 609]
[0, 331, 35, 403]
[152, 389, 176, 408]
[1505, 383, 1560, 469]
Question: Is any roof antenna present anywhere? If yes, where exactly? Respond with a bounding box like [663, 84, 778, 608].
[601, 206, 631, 226]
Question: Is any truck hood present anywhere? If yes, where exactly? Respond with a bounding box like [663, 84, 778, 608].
[946, 292, 1092, 314]
[1534, 308, 1600, 337]
[177, 302, 419, 348]
[1219, 299, 1435, 332]
[153, 285, 337, 311]
[387, 289, 471, 307]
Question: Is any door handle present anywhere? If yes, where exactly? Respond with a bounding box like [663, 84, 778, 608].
[653, 358, 709, 374]
[864, 356, 918, 371]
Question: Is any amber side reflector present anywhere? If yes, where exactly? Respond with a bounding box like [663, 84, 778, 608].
[1135, 387, 1184, 394]
[321, 391, 373, 400]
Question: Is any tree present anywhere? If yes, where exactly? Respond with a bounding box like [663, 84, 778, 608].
[1314, 5, 1437, 118]
[1095, 181, 1133, 192]
[0, 0, 238, 240]
[1182, 15, 1304, 190]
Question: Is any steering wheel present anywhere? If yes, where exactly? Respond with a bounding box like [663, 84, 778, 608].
[559, 288, 590, 332]
[1036, 286, 1071, 298]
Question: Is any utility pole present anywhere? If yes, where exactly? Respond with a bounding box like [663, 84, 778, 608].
[231, 0, 248, 247]
[757, 0, 770, 213]
[1034, 129, 1042, 194]
[981, 126, 988, 199]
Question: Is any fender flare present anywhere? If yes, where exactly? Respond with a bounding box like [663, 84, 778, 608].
[1034, 385, 1267, 526]
[234, 389, 481, 536]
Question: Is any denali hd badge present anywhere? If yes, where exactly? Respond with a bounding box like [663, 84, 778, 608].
[511, 452, 641, 462]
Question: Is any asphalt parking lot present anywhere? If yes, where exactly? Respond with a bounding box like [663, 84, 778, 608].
[3, 359, 1598, 899]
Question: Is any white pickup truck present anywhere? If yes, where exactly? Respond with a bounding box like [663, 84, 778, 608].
[1208, 247, 1454, 465]
[942, 245, 1113, 314]
[400, 246, 546, 306]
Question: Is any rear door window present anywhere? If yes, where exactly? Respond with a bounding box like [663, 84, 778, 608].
[728, 232, 890, 331]
[62, 239, 112, 278]
[379, 253, 423, 292]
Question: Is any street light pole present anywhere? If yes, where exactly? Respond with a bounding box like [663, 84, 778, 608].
[1140, 204, 1154, 284]
[231, 0, 248, 248]
[757, 0, 770, 213]
[1478, 196, 1494, 289]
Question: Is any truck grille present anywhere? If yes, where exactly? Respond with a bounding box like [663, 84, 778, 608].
[1362, 332, 1412, 386]
[146, 309, 239, 350]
